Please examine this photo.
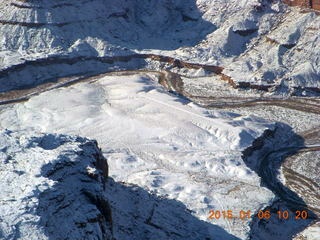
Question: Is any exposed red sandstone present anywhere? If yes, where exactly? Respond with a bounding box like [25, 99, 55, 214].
[283, 0, 320, 11]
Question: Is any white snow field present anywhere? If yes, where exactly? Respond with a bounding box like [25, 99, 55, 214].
[0, 74, 275, 239]
[0, 0, 319, 239]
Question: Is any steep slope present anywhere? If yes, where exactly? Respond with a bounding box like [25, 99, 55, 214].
[0, 0, 319, 95]
[0, 0, 214, 60]
[0, 73, 276, 239]
[0, 0, 319, 239]
[0, 130, 112, 240]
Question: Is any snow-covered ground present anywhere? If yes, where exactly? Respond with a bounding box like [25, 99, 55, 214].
[0, 0, 319, 95]
[0, 0, 319, 239]
[294, 222, 320, 240]
[0, 73, 276, 239]
[0, 130, 112, 240]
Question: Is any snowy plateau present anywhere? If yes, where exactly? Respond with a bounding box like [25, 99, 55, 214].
[0, 0, 319, 240]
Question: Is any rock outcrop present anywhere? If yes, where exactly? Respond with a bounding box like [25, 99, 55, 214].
[0, 130, 113, 240]
[0, 0, 319, 96]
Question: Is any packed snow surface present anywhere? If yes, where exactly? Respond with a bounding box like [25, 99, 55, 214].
[0, 74, 275, 238]
[0, 0, 319, 238]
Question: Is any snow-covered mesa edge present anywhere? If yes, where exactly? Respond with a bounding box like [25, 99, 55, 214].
[0, 73, 275, 239]
[0, 130, 112, 240]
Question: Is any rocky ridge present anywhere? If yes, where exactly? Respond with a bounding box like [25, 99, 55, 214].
[0, 130, 113, 240]
[0, 0, 319, 96]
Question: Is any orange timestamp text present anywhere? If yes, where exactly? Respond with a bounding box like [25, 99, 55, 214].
[208, 209, 309, 220]
[256, 210, 308, 220]
[208, 210, 251, 220]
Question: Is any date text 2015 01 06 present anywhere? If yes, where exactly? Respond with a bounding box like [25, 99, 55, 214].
[208, 209, 309, 221]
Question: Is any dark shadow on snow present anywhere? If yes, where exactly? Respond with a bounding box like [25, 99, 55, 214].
[26, 0, 216, 51]
[34, 134, 239, 240]
[105, 178, 240, 240]
[36, 136, 113, 240]
[0, 0, 216, 93]
[241, 122, 318, 240]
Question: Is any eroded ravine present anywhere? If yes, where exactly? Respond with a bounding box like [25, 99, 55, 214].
[160, 71, 320, 238]
[247, 142, 319, 239]
[0, 57, 319, 239]
[1, 53, 320, 97]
